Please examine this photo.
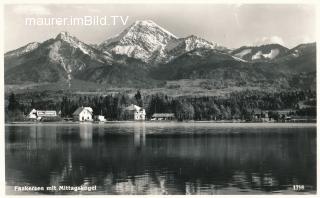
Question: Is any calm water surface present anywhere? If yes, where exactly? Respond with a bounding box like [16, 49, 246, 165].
[5, 122, 316, 195]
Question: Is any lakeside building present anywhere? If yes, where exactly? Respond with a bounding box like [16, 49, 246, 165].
[94, 115, 106, 122]
[252, 109, 298, 122]
[125, 104, 146, 120]
[151, 113, 175, 121]
[27, 109, 57, 121]
[73, 107, 93, 122]
[252, 110, 270, 122]
[290, 116, 316, 123]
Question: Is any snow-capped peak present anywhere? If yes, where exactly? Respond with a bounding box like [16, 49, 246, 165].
[132, 20, 178, 39]
[98, 20, 229, 63]
[99, 20, 179, 63]
[101, 20, 178, 46]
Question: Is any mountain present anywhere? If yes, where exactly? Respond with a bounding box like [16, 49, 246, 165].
[99, 20, 178, 63]
[99, 20, 221, 64]
[151, 48, 288, 88]
[151, 42, 316, 90]
[5, 32, 111, 84]
[4, 20, 316, 91]
[231, 44, 289, 61]
[166, 35, 217, 59]
[274, 42, 316, 73]
[272, 42, 316, 90]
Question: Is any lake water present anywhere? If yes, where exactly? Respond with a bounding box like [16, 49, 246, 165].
[5, 122, 316, 195]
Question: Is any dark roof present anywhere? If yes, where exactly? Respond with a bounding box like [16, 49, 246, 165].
[152, 113, 175, 118]
[73, 107, 85, 115]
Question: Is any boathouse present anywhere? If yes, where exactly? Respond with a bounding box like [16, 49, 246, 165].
[151, 113, 175, 121]
[28, 109, 57, 121]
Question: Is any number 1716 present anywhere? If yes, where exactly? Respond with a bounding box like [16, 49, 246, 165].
[293, 185, 304, 191]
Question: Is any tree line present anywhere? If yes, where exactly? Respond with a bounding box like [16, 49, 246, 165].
[5, 90, 316, 122]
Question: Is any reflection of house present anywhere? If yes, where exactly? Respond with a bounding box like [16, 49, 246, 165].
[73, 107, 93, 121]
[134, 122, 146, 148]
[79, 123, 93, 148]
[151, 113, 175, 121]
[94, 115, 106, 122]
[125, 104, 146, 120]
[28, 109, 57, 121]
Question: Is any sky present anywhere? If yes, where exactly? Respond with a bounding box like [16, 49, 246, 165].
[4, 4, 316, 52]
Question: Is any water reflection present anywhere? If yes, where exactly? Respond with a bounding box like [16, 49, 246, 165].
[79, 123, 93, 148]
[134, 122, 146, 148]
[5, 123, 316, 195]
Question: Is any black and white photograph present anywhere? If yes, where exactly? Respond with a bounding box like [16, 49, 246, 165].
[2, 1, 318, 196]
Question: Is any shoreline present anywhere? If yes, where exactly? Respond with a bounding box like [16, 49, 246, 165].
[5, 121, 317, 127]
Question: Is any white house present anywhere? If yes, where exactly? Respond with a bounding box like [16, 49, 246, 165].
[125, 104, 146, 120]
[28, 109, 57, 121]
[72, 107, 93, 122]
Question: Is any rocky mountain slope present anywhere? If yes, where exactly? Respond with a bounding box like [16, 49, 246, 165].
[5, 32, 112, 84]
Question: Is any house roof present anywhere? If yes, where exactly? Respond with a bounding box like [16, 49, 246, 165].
[125, 104, 143, 111]
[73, 107, 93, 115]
[29, 109, 37, 114]
[152, 113, 175, 118]
[29, 109, 56, 115]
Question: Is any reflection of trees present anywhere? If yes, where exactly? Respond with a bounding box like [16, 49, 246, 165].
[6, 124, 58, 151]
[145, 128, 316, 194]
[6, 125, 62, 193]
[5, 125, 317, 195]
